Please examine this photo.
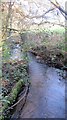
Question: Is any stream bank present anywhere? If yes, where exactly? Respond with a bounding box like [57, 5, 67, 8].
[1, 35, 29, 120]
[30, 45, 67, 71]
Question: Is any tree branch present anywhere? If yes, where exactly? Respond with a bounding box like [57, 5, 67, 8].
[26, 8, 55, 19]
[7, 27, 20, 32]
[49, 0, 67, 19]
[34, 20, 65, 27]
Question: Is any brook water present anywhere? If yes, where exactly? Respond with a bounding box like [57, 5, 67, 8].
[11, 48, 65, 118]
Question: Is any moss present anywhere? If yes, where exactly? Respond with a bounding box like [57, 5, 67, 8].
[0, 115, 4, 120]
[2, 41, 11, 62]
[2, 79, 25, 120]
[9, 79, 24, 104]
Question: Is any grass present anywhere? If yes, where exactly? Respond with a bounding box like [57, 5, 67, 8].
[24, 26, 65, 34]
[48, 27, 65, 34]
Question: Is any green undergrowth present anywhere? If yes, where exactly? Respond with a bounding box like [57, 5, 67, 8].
[0, 61, 29, 120]
[0, 37, 29, 119]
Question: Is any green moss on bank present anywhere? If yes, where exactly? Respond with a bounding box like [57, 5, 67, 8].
[1, 79, 25, 120]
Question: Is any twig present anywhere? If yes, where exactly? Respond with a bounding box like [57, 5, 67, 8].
[7, 83, 30, 110]
[26, 8, 55, 19]
[7, 28, 20, 32]
[34, 20, 65, 27]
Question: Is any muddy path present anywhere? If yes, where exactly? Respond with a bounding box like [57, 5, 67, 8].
[11, 52, 65, 119]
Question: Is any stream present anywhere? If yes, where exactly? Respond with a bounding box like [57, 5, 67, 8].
[20, 52, 65, 118]
[10, 44, 65, 118]
[10, 44, 22, 61]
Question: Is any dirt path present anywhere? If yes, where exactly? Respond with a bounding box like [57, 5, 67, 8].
[11, 52, 65, 119]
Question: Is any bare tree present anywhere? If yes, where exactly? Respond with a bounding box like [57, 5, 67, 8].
[3, 0, 66, 33]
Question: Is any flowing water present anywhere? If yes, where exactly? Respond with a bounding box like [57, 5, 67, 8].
[11, 51, 65, 118]
[10, 44, 22, 60]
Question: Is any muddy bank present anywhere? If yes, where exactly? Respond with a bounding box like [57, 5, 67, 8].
[30, 46, 67, 70]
